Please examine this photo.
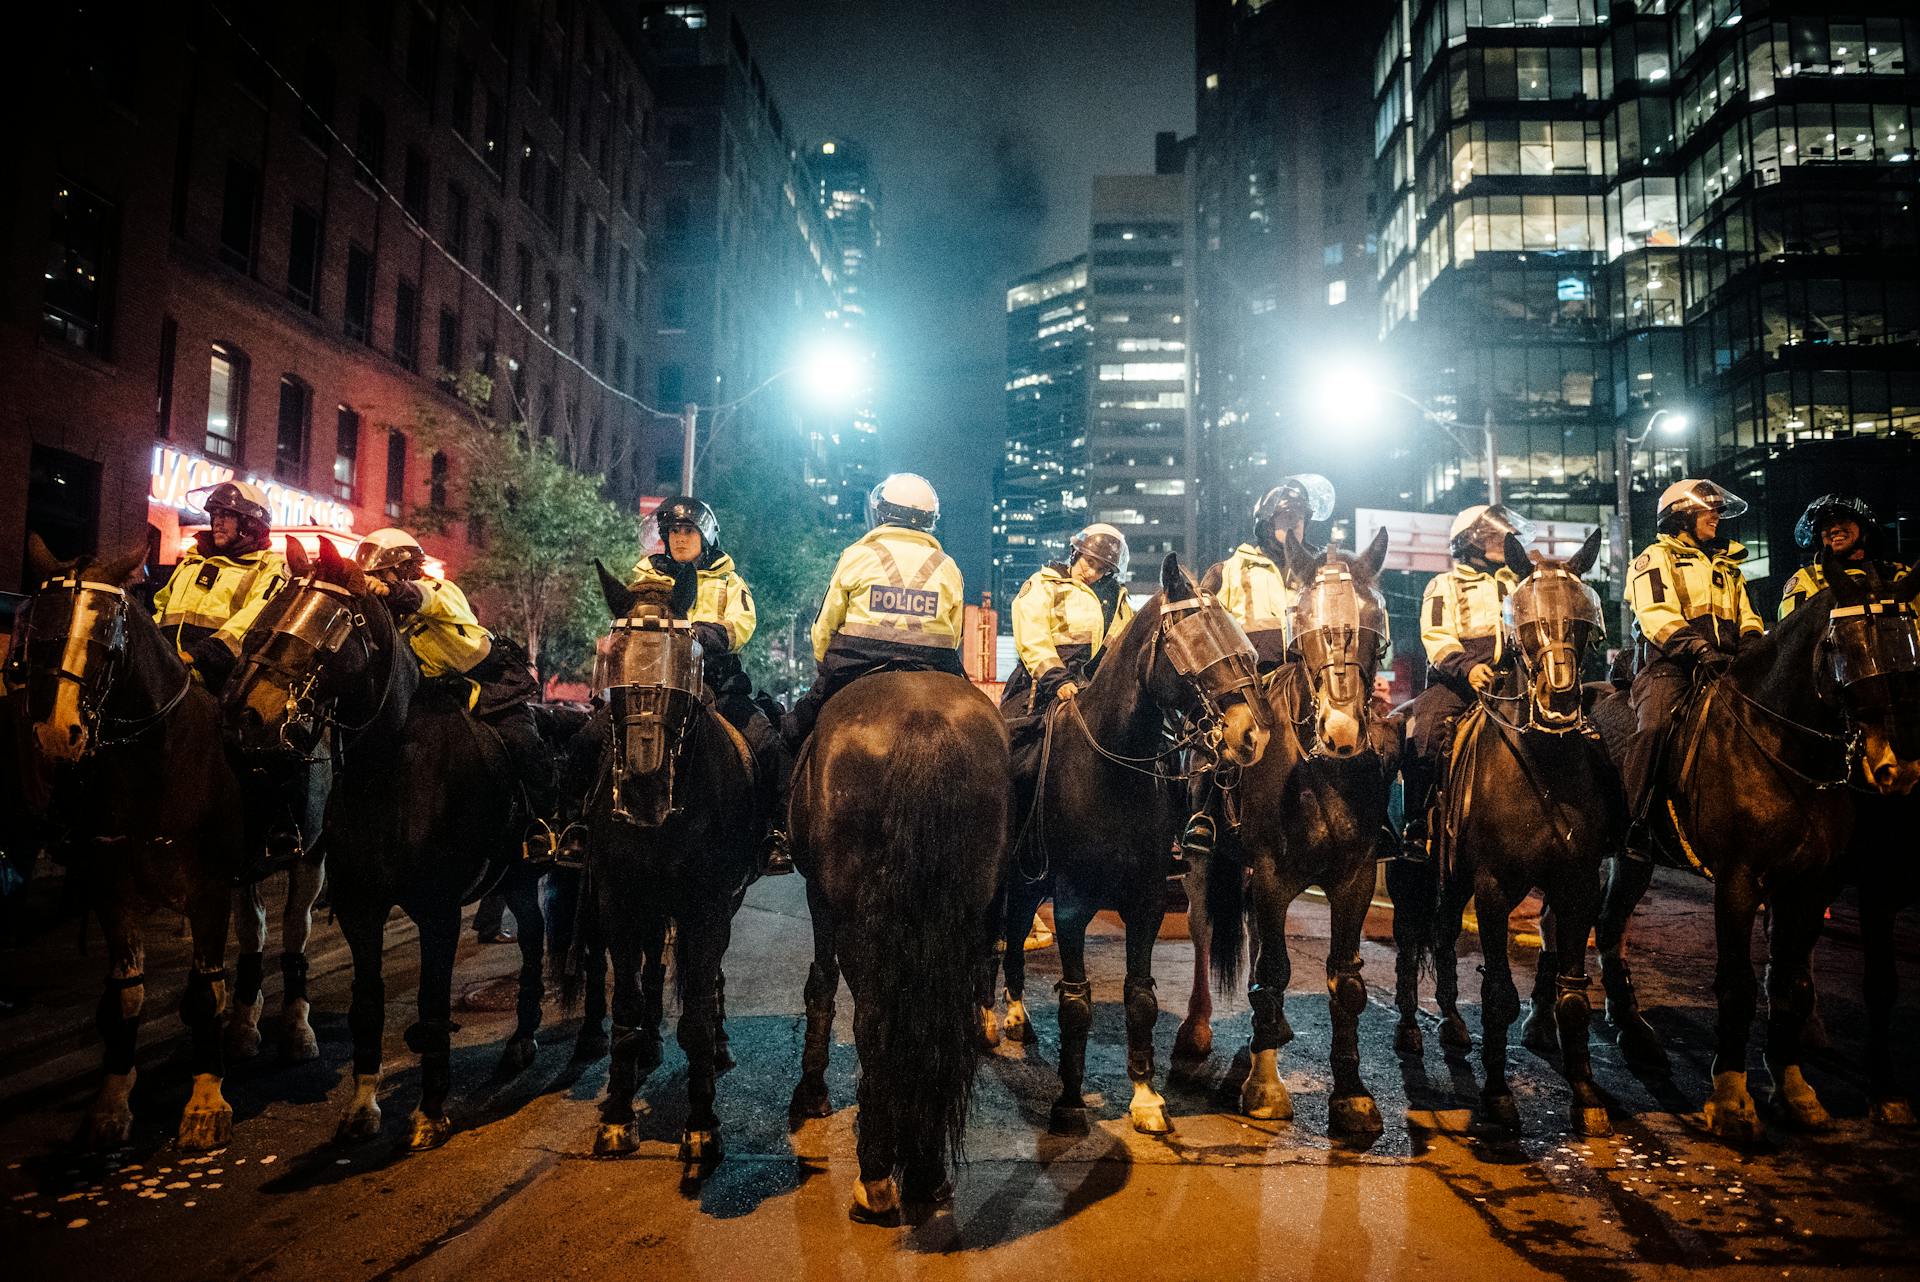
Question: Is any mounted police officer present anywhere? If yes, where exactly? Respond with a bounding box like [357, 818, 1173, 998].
[1778, 494, 1916, 619]
[354, 528, 558, 858]
[1621, 479, 1764, 854]
[627, 496, 790, 872]
[1004, 523, 1133, 718]
[1400, 503, 1533, 860]
[782, 472, 966, 749]
[153, 481, 289, 690]
[1177, 474, 1335, 861]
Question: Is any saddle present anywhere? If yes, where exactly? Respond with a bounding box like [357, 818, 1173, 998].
[1431, 703, 1488, 879]
[1633, 676, 1719, 876]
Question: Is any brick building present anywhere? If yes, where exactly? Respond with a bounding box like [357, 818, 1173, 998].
[4, 0, 672, 594]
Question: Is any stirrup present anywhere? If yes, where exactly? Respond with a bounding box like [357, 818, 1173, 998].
[521, 818, 557, 864]
[1622, 818, 1656, 864]
[554, 822, 589, 870]
[1178, 813, 1215, 860]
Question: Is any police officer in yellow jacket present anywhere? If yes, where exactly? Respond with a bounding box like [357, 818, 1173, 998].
[1004, 523, 1133, 717]
[355, 528, 558, 852]
[1205, 473, 1337, 670]
[1621, 480, 1764, 847]
[153, 480, 289, 689]
[1778, 494, 1915, 620]
[629, 496, 760, 727]
[782, 473, 966, 748]
[1400, 503, 1532, 857]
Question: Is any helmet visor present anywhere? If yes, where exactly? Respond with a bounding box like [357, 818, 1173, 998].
[1668, 480, 1749, 520]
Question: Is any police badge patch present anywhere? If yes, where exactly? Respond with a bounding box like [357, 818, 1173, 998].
[869, 585, 939, 618]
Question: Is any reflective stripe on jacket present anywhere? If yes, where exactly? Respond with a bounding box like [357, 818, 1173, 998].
[629, 552, 757, 652]
[152, 544, 290, 656]
[1010, 564, 1133, 679]
[397, 578, 494, 678]
[1420, 563, 1518, 682]
[1628, 534, 1763, 654]
[1778, 559, 1916, 620]
[1214, 543, 1296, 647]
[811, 526, 964, 661]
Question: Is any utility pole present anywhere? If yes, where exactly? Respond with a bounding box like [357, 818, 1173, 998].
[679, 402, 699, 495]
[1482, 406, 1500, 507]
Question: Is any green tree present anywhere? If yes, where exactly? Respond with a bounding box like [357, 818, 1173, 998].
[410, 374, 638, 685]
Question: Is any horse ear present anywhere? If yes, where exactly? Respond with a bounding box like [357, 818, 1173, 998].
[669, 560, 699, 618]
[25, 531, 63, 585]
[94, 544, 149, 590]
[315, 536, 349, 582]
[1506, 533, 1536, 583]
[1567, 527, 1602, 578]
[596, 560, 636, 618]
[284, 536, 312, 579]
[1160, 552, 1192, 602]
[1280, 532, 1317, 588]
[1359, 526, 1390, 579]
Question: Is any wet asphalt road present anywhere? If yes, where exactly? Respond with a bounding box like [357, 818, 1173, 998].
[1, 865, 1916, 1281]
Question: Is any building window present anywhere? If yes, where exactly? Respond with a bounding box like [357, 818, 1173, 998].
[220, 159, 260, 273]
[300, 47, 336, 148]
[437, 306, 460, 374]
[1327, 279, 1347, 306]
[543, 270, 558, 334]
[592, 317, 606, 375]
[445, 182, 468, 259]
[345, 243, 375, 342]
[206, 342, 246, 461]
[518, 132, 537, 203]
[592, 215, 607, 282]
[659, 280, 687, 329]
[482, 89, 505, 173]
[404, 5, 436, 96]
[570, 295, 584, 355]
[572, 198, 587, 262]
[542, 158, 562, 227]
[428, 450, 449, 509]
[333, 405, 359, 501]
[42, 182, 115, 354]
[385, 429, 407, 518]
[403, 147, 429, 221]
[287, 205, 322, 311]
[393, 276, 419, 370]
[155, 316, 177, 437]
[355, 100, 386, 188]
[276, 374, 312, 483]
[514, 242, 532, 312]
[658, 362, 685, 406]
[452, 58, 475, 140]
[479, 216, 501, 288]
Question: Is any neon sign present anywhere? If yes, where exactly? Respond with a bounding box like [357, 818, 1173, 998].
[150, 445, 355, 534]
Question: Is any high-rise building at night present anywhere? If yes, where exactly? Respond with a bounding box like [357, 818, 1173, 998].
[808, 137, 882, 527]
[1372, 0, 1920, 609]
[993, 256, 1090, 613]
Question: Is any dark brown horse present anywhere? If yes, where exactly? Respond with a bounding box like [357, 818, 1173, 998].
[994, 553, 1273, 1136]
[786, 667, 1010, 1224]
[579, 562, 761, 1176]
[1390, 530, 1623, 1135]
[1201, 531, 1395, 1138]
[6, 536, 243, 1149]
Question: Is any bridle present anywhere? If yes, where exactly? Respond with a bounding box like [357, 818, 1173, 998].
[1286, 562, 1388, 760]
[230, 575, 392, 753]
[1496, 565, 1603, 737]
[600, 610, 704, 826]
[6, 576, 190, 753]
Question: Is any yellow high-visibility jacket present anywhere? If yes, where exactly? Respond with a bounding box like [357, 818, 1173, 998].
[1778, 558, 1917, 620]
[1010, 564, 1133, 680]
[1628, 534, 1763, 655]
[397, 577, 494, 678]
[1213, 543, 1298, 651]
[1420, 562, 1519, 684]
[152, 539, 290, 656]
[811, 526, 964, 661]
[629, 552, 757, 652]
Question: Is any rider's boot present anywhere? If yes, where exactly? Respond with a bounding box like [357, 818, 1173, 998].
[762, 829, 795, 877]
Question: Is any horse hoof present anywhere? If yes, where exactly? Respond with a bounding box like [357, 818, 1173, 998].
[574, 1028, 610, 1063]
[594, 1122, 639, 1156]
[1705, 1074, 1763, 1142]
[1394, 1020, 1424, 1057]
[176, 1103, 234, 1151]
[1440, 1014, 1473, 1050]
[224, 1020, 263, 1062]
[1172, 1018, 1213, 1067]
[975, 1006, 1002, 1051]
[1573, 1105, 1613, 1137]
[1521, 1004, 1559, 1056]
[849, 1177, 902, 1226]
[1240, 1078, 1294, 1122]
[1331, 1094, 1384, 1138]
[1772, 1068, 1831, 1130]
[789, 1079, 832, 1120]
[405, 1110, 452, 1151]
[86, 1109, 134, 1152]
[1048, 1102, 1089, 1136]
[679, 1129, 722, 1170]
[1613, 1014, 1670, 1072]
[1799, 1010, 1832, 1052]
[1871, 1097, 1917, 1128]
[714, 1045, 737, 1076]
[1130, 1102, 1172, 1135]
[1002, 1009, 1036, 1045]
[1476, 1094, 1521, 1132]
[279, 1015, 320, 1063]
[497, 1037, 538, 1077]
[337, 1104, 383, 1142]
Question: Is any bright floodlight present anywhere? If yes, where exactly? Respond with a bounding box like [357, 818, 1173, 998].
[1659, 412, 1689, 433]
[1308, 353, 1390, 428]
[797, 338, 867, 404]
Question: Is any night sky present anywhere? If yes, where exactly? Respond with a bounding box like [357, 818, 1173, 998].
[734, 0, 1196, 589]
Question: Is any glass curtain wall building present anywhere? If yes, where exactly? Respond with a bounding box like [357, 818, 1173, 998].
[808, 137, 882, 527]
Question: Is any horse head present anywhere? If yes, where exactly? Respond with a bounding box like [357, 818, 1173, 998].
[1149, 552, 1271, 768]
[223, 536, 389, 755]
[1284, 527, 1390, 758]
[9, 533, 150, 764]
[594, 558, 705, 824]
[1502, 528, 1605, 733]
[1821, 555, 1920, 795]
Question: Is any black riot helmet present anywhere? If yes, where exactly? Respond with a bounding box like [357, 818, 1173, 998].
[655, 495, 722, 561]
[1794, 494, 1876, 551]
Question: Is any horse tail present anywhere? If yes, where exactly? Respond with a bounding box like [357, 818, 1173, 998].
[559, 862, 596, 1016]
[1383, 855, 1438, 982]
[1205, 843, 1248, 998]
[845, 707, 986, 1176]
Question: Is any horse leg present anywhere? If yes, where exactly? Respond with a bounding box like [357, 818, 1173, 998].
[1325, 862, 1383, 1139]
[845, 952, 902, 1224]
[1521, 900, 1560, 1056]
[1474, 876, 1522, 1131]
[1862, 894, 1914, 1125]
[1121, 900, 1170, 1135]
[577, 932, 610, 1062]
[336, 904, 389, 1140]
[1240, 863, 1298, 1121]
[1385, 857, 1434, 1056]
[791, 880, 838, 1118]
[1763, 891, 1832, 1130]
[404, 907, 461, 1150]
[177, 877, 235, 1150]
[1551, 876, 1610, 1136]
[277, 856, 324, 1061]
[1434, 877, 1473, 1051]
[225, 881, 267, 1060]
[1174, 852, 1214, 1067]
[999, 881, 1046, 1046]
[1597, 854, 1667, 1070]
[1704, 871, 1765, 1141]
[85, 900, 146, 1150]
[639, 915, 669, 1074]
[676, 912, 728, 1177]
[974, 876, 1006, 1050]
[1048, 885, 1096, 1136]
[595, 913, 645, 1154]
[498, 868, 545, 1075]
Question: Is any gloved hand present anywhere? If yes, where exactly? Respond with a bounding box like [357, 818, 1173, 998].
[691, 622, 730, 655]
[186, 636, 237, 691]
[1057, 680, 1080, 701]
[1467, 663, 1496, 692]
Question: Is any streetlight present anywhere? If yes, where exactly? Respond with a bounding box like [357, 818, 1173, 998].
[1310, 357, 1501, 505]
[1610, 407, 1690, 639]
[670, 337, 867, 493]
